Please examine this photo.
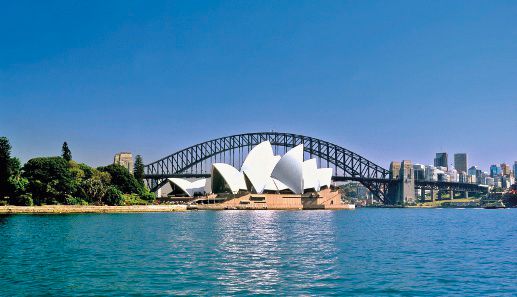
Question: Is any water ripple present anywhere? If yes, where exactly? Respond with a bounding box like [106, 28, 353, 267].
[0, 209, 515, 296]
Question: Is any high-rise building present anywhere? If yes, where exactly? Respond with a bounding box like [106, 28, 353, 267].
[490, 165, 501, 177]
[434, 153, 448, 170]
[114, 152, 134, 174]
[454, 153, 467, 173]
[514, 162, 517, 179]
[468, 166, 478, 177]
[413, 164, 426, 181]
[502, 176, 514, 189]
[501, 163, 511, 177]
[448, 168, 459, 182]
[458, 171, 467, 183]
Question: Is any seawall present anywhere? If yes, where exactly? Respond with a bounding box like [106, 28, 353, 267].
[0, 205, 188, 214]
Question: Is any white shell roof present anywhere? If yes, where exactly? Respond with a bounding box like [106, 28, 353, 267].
[271, 144, 304, 194]
[263, 177, 290, 192]
[171, 141, 336, 195]
[302, 159, 319, 191]
[168, 178, 207, 197]
[204, 177, 212, 194]
[190, 179, 207, 195]
[317, 168, 333, 189]
[241, 141, 281, 194]
[212, 163, 247, 194]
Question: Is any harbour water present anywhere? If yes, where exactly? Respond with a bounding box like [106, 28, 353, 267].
[0, 208, 515, 296]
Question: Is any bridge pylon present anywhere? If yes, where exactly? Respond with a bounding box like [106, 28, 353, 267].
[386, 160, 416, 205]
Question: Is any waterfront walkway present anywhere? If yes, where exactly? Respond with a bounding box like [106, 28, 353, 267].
[0, 205, 187, 214]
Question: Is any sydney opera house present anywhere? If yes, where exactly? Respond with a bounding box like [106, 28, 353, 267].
[157, 141, 351, 209]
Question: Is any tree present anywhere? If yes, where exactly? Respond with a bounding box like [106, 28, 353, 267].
[104, 186, 124, 206]
[22, 157, 75, 205]
[6, 158, 27, 199]
[62, 142, 72, 162]
[79, 170, 111, 204]
[0, 137, 12, 198]
[97, 164, 143, 194]
[134, 155, 145, 186]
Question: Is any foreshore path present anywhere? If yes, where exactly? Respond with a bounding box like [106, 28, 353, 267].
[0, 205, 188, 214]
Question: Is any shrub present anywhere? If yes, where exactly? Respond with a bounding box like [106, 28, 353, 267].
[140, 190, 155, 202]
[122, 193, 149, 205]
[9, 194, 33, 206]
[104, 186, 124, 206]
[64, 195, 88, 205]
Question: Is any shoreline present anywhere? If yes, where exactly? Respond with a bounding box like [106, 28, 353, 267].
[0, 205, 188, 214]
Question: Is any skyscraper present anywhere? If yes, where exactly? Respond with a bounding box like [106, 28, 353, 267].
[434, 153, 448, 170]
[514, 162, 517, 179]
[490, 165, 501, 177]
[454, 153, 467, 173]
[501, 163, 511, 177]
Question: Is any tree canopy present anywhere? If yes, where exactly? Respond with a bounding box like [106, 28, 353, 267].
[134, 155, 145, 186]
[62, 142, 72, 162]
[0, 136, 154, 206]
[97, 164, 144, 195]
[22, 157, 75, 205]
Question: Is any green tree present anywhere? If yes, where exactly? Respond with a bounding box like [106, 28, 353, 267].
[79, 170, 111, 204]
[134, 155, 145, 186]
[104, 186, 124, 206]
[62, 142, 72, 162]
[97, 164, 143, 194]
[0, 137, 12, 198]
[22, 157, 75, 205]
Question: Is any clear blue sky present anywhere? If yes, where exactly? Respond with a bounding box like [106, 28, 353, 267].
[1, 1, 516, 171]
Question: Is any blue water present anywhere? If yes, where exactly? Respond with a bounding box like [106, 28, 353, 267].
[0, 209, 515, 296]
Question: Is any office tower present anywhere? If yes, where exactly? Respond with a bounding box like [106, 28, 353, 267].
[490, 164, 501, 177]
[501, 163, 511, 177]
[454, 153, 467, 173]
[413, 164, 426, 181]
[434, 152, 448, 170]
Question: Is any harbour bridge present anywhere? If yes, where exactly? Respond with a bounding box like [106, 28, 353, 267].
[144, 132, 487, 204]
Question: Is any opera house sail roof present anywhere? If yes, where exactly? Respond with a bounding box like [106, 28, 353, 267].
[162, 141, 333, 197]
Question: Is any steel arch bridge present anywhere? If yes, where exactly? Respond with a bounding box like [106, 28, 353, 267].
[144, 132, 391, 202]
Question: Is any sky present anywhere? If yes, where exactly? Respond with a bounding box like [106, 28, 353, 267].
[1, 0, 516, 171]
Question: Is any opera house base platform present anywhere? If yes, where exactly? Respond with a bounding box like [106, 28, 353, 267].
[188, 189, 355, 210]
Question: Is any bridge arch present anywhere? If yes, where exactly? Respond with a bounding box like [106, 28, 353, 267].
[144, 132, 390, 202]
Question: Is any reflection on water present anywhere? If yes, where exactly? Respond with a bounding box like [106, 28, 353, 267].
[0, 209, 515, 296]
[213, 210, 342, 295]
[215, 211, 282, 294]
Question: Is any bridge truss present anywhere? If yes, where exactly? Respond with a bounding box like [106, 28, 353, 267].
[144, 132, 391, 202]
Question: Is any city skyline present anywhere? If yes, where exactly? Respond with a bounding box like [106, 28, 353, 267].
[1, 1, 516, 169]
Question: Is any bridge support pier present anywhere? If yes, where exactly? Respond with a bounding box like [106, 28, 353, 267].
[420, 189, 426, 202]
[465, 191, 469, 199]
[437, 191, 442, 200]
[430, 189, 435, 202]
[449, 190, 454, 200]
